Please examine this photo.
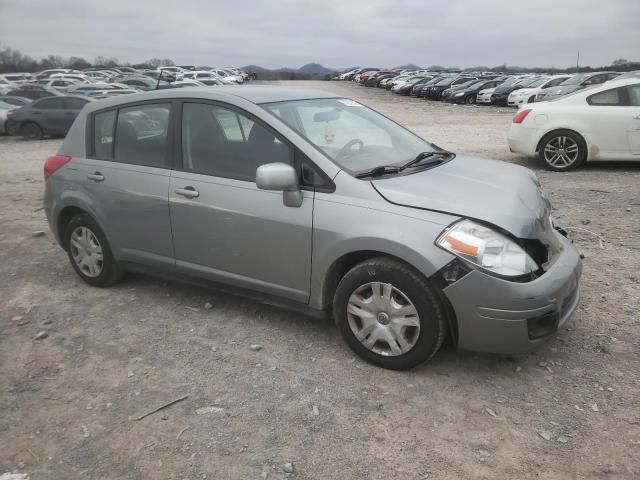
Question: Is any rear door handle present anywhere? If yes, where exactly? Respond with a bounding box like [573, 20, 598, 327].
[87, 172, 104, 182]
[175, 186, 199, 198]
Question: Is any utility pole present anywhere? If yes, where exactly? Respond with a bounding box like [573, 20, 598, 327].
[576, 51, 580, 72]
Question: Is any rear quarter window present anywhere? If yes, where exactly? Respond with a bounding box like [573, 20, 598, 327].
[93, 110, 116, 159]
[587, 87, 623, 106]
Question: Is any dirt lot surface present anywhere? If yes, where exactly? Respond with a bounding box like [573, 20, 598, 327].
[1, 80, 639, 480]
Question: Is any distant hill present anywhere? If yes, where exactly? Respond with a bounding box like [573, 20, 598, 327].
[241, 63, 336, 80]
[395, 64, 422, 70]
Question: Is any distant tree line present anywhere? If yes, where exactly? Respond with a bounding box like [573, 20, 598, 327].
[458, 58, 639, 74]
[1, 43, 638, 76]
[0, 43, 176, 73]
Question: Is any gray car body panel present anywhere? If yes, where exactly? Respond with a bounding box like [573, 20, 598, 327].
[169, 171, 315, 303]
[46, 85, 582, 355]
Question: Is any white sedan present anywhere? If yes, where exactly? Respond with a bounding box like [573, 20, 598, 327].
[507, 75, 572, 107]
[476, 87, 497, 104]
[508, 78, 640, 171]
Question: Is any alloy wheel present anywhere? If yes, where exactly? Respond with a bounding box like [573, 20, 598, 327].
[543, 135, 580, 169]
[347, 282, 421, 357]
[70, 226, 104, 278]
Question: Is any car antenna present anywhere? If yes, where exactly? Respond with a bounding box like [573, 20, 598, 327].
[155, 69, 163, 90]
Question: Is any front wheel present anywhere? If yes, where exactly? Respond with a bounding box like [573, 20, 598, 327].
[465, 95, 476, 104]
[333, 258, 446, 370]
[538, 130, 586, 171]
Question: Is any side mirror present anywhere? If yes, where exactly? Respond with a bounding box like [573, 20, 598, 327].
[256, 162, 303, 208]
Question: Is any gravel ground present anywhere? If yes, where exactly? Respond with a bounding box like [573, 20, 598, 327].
[1, 80, 639, 480]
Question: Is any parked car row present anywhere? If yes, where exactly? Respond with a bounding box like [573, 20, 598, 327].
[0, 65, 251, 139]
[336, 67, 637, 107]
[0, 65, 249, 97]
[337, 68, 640, 171]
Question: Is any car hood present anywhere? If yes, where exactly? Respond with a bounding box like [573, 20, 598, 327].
[371, 155, 550, 239]
[478, 87, 496, 94]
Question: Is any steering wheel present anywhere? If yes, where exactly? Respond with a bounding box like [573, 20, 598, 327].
[336, 139, 364, 160]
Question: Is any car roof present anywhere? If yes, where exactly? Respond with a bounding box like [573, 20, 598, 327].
[80, 85, 337, 112]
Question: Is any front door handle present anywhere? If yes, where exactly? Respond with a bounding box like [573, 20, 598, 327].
[87, 172, 104, 182]
[175, 186, 199, 198]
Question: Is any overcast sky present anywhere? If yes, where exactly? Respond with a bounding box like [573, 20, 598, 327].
[1, 0, 638, 69]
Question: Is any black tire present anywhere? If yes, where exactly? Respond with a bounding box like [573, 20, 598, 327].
[465, 95, 475, 104]
[538, 129, 587, 172]
[21, 122, 43, 140]
[333, 257, 446, 370]
[64, 213, 124, 287]
[528, 95, 536, 103]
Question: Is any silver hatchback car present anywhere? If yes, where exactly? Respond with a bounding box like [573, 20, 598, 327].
[44, 86, 582, 370]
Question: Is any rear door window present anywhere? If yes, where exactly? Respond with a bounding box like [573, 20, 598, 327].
[113, 103, 171, 167]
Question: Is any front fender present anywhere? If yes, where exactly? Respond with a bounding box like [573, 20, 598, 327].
[309, 193, 458, 309]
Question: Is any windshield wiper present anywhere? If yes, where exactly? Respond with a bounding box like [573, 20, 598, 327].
[355, 165, 401, 179]
[400, 151, 452, 170]
[355, 151, 454, 179]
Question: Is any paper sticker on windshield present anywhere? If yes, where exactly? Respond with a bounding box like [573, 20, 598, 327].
[337, 99, 363, 107]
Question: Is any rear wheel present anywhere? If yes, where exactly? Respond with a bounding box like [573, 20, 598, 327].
[333, 258, 446, 370]
[64, 214, 124, 287]
[21, 122, 43, 140]
[538, 130, 586, 171]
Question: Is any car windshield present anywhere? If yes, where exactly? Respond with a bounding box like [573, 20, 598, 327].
[263, 98, 437, 175]
[560, 74, 587, 86]
[526, 78, 548, 88]
[468, 81, 488, 89]
[435, 77, 454, 86]
[454, 80, 476, 89]
[500, 77, 521, 87]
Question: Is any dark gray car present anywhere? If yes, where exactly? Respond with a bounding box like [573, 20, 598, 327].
[7, 95, 92, 139]
[43, 86, 582, 369]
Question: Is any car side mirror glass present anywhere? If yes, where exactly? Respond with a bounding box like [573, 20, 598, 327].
[256, 162, 302, 207]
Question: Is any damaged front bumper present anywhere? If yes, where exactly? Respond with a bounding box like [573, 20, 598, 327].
[442, 231, 582, 354]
